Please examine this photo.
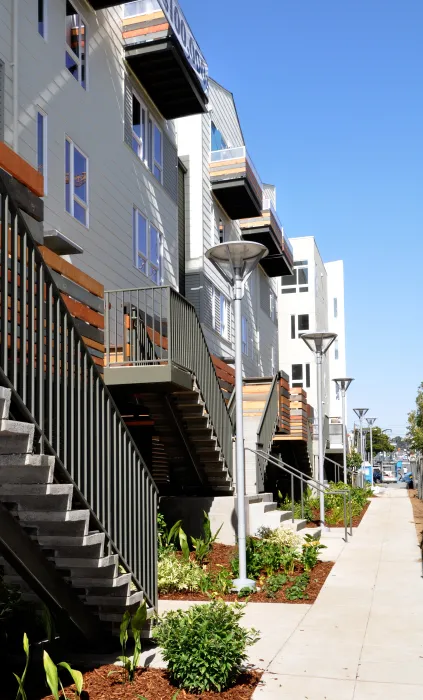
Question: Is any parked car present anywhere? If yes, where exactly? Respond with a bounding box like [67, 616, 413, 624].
[382, 469, 397, 483]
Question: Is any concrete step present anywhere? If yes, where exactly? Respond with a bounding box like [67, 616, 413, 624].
[99, 607, 154, 624]
[0, 420, 35, 454]
[0, 484, 73, 510]
[0, 453, 55, 468]
[71, 573, 132, 592]
[0, 463, 54, 484]
[36, 532, 104, 550]
[299, 527, 322, 540]
[283, 518, 309, 532]
[84, 590, 144, 609]
[249, 506, 294, 536]
[19, 509, 89, 537]
[52, 554, 118, 570]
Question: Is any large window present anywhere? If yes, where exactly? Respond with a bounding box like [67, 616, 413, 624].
[281, 260, 309, 294]
[38, 0, 46, 38]
[65, 137, 88, 226]
[133, 208, 163, 283]
[37, 110, 47, 187]
[211, 122, 228, 152]
[130, 92, 163, 184]
[65, 1, 86, 88]
[290, 314, 310, 339]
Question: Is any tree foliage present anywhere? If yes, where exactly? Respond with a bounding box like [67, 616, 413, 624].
[346, 449, 362, 470]
[365, 427, 395, 455]
[407, 382, 423, 452]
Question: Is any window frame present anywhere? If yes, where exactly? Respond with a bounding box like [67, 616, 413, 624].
[36, 109, 47, 192]
[65, 136, 89, 227]
[65, 1, 87, 89]
[152, 120, 163, 184]
[131, 91, 147, 163]
[269, 291, 277, 322]
[133, 207, 163, 284]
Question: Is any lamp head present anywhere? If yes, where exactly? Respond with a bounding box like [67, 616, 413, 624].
[353, 408, 369, 419]
[300, 332, 337, 355]
[333, 377, 354, 392]
[205, 241, 268, 286]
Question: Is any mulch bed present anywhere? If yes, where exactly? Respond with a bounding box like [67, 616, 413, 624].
[40, 666, 262, 700]
[305, 500, 371, 528]
[159, 543, 333, 604]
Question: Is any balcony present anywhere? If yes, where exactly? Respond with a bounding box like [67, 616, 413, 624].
[122, 0, 208, 119]
[239, 199, 294, 277]
[210, 147, 263, 220]
[328, 418, 344, 450]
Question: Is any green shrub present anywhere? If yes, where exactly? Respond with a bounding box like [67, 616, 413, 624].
[158, 552, 203, 593]
[231, 538, 299, 579]
[191, 512, 222, 564]
[260, 525, 302, 550]
[153, 599, 259, 692]
[301, 535, 326, 571]
[157, 514, 189, 560]
[278, 491, 318, 523]
[285, 573, 310, 600]
[263, 573, 287, 599]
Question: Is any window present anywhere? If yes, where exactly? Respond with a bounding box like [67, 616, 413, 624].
[211, 287, 229, 339]
[336, 384, 340, 400]
[298, 314, 309, 332]
[131, 93, 146, 160]
[133, 208, 163, 283]
[37, 110, 47, 187]
[153, 122, 163, 183]
[242, 316, 248, 355]
[291, 363, 310, 388]
[334, 297, 338, 318]
[271, 346, 276, 375]
[219, 218, 225, 243]
[290, 315, 295, 340]
[38, 0, 46, 38]
[281, 261, 308, 294]
[66, 2, 86, 88]
[65, 137, 88, 226]
[211, 122, 228, 152]
[334, 339, 339, 360]
[305, 363, 310, 388]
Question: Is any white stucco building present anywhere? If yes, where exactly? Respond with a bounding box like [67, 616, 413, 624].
[278, 236, 347, 463]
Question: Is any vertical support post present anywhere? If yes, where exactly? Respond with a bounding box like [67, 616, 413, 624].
[233, 271, 254, 591]
[342, 388, 347, 484]
[316, 352, 325, 526]
[359, 419, 363, 459]
[370, 425, 373, 484]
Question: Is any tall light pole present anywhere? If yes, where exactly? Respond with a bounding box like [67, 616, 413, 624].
[206, 241, 268, 591]
[333, 378, 354, 483]
[353, 408, 368, 460]
[301, 332, 337, 526]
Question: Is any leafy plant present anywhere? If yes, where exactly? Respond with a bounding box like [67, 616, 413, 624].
[278, 490, 318, 523]
[157, 514, 189, 560]
[114, 602, 147, 683]
[14, 633, 29, 700]
[263, 573, 288, 599]
[158, 551, 203, 593]
[153, 599, 259, 692]
[280, 546, 299, 575]
[347, 449, 363, 471]
[232, 537, 298, 579]
[43, 651, 83, 699]
[263, 526, 302, 550]
[0, 577, 21, 623]
[237, 586, 255, 599]
[191, 512, 222, 564]
[285, 573, 310, 600]
[301, 535, 327, 572]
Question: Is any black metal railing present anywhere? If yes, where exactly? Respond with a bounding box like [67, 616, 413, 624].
[0, 172, 158, 608]
[105, 286, 233, 478]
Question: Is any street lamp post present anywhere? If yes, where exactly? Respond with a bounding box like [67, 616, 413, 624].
[301, 332, 337, 526]
[353, 408, 369, 460]
[366, 417, 377, 482]
[206, 241, 268, 592]
[333, 378, 354, 483]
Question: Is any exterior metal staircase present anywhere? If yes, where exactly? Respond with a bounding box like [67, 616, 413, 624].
[104, 287, 234, 495]
[0, 170, 157, 643]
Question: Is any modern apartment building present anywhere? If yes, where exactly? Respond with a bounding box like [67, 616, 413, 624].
[278, 236, 347, 467]
[176, 78, 293, 379]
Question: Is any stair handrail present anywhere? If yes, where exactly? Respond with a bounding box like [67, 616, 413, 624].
[248, 448, 352, 541]
[0, 171, 158, 610]
[104, 286, 234, 479]
[323, 453, 364, 487]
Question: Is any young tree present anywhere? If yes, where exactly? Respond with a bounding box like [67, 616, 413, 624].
[365, 427, 395, 455]
[407, 382, 423, 452]
[346, 449, 362, 470]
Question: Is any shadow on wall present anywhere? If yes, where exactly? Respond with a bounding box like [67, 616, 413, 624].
[159, 496, 238, 545]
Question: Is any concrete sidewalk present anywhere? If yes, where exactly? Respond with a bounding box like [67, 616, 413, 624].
[254, 489, 423, 699]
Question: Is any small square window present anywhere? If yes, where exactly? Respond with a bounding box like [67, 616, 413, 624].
[292, 364, 303, 381]
[298, 314, 309, 332]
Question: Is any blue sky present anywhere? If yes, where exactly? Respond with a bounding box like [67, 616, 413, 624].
[182, 0, 422, 437]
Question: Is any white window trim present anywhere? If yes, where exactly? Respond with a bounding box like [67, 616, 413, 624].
[131, 90, 147, 164]
[38, 0, 47, 40]
[36, 108, 48, 194]
[65, 137, 89, 228]
[65, 1, 88, 89]
[133, 207, 163, 284]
